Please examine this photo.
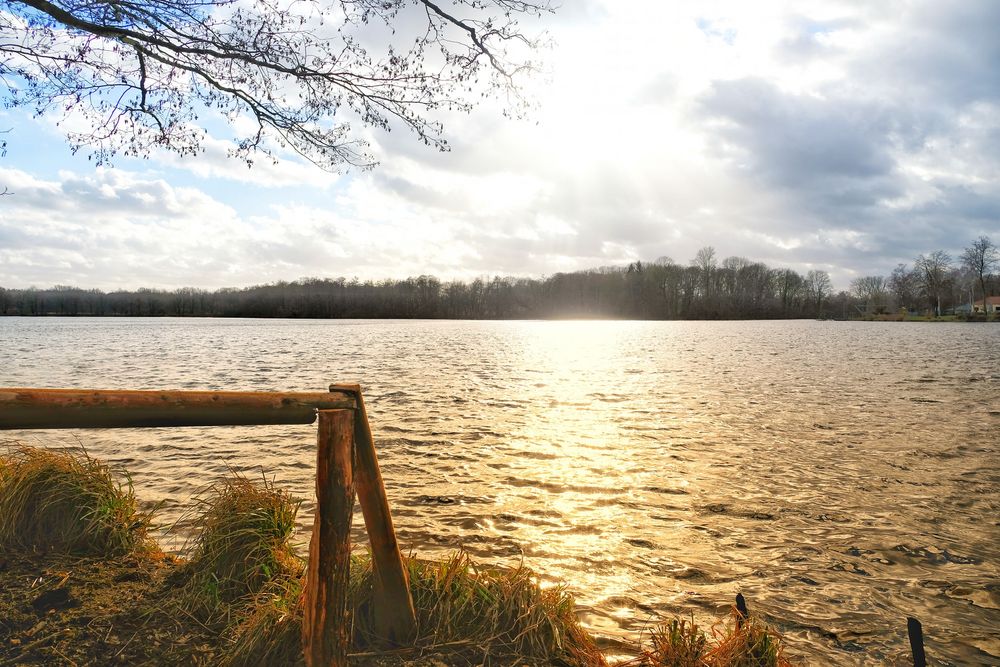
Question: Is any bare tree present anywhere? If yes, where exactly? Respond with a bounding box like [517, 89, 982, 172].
[850, 275, 888, 314]
[804, 269, 832, 317]
[693, 246, 717, 272]
[691, 246, 717, 312]
[915, 250, 952, 316]
[888, 263, 919, 312]
[775, 268, 803, 315]
[1, 0, 550, 170]
[961, 236, 998, 312]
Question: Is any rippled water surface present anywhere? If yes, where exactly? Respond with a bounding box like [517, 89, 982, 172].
[1, 318, 998, 664]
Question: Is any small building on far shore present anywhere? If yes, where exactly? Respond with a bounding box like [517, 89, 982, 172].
[972, 296, 1000, 314]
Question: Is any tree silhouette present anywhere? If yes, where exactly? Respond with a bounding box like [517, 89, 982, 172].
[961, 236, 998, 311]
[1, 0, 550, 169]
[915, 250, 952, 317]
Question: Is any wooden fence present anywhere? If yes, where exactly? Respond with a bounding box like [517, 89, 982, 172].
[0, 384, 416, 666]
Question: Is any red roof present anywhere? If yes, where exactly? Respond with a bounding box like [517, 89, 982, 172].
[973, 296, 1000, 306]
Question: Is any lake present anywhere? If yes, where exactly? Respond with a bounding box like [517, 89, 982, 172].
[1, 318, 997, 664]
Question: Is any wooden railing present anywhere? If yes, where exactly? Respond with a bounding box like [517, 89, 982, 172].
[0, 384, 416, 666]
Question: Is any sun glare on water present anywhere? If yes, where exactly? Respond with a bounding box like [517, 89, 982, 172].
[476, 322, 677, 628]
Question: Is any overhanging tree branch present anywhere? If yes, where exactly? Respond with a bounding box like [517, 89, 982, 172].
[1, 0, 552, 170]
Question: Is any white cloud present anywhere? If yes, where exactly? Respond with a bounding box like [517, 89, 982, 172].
[0, 167, 244, 288]
[153, 134, 341, 189]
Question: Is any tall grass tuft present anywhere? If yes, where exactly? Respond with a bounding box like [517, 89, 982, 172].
[181, 474, 303, 616]
[632, 606, 792, 667]
[226, 551, 608, 666]
[0, 445, 151, 556]
[402, 552, 604, 665]
[645, 618, 708, 666]
[706, 609, 790, 667]
[224, 576, 306, 667]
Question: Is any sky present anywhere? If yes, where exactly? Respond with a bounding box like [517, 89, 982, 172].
[1, 0, 998, 291]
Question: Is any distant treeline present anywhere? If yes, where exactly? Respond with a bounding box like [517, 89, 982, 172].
[849, 237, 999, 316]
[1, 242, 995, 319]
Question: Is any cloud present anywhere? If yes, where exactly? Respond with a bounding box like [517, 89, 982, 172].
[697, 77, 902, 213]
[1, 0, 997, 293]
[0, 167, 243, 288]
[681, 0, 1000, 277]
[859, 1, 1000, 107]
[152, 134, 341, 189]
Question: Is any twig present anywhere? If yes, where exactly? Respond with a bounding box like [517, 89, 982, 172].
[347, 639, 475, 658]
[113, 629, 141, 658]
[51, 645, 79, 667]
[7, 629, 72, 664]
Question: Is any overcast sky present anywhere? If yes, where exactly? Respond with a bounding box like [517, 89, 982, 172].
[1, 0, 998, 291]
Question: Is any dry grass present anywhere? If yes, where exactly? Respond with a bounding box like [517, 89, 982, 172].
[644, 618, 708, 666]
[178, 474, 303, 620]
[629, 607, 792, 667]
[224, 576, 306, 666]
[0, 445, 151, 556]
[398, 551, 604, 665]
[226, 551, 607, 666]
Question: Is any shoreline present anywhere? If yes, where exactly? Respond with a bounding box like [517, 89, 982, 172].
[1, 312, 997, 323]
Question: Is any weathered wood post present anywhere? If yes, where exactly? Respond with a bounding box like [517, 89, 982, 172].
[302, 409, 356, 667]
[907, 617, 926, 667]
[330, 384, 417, 646]
[735, 592, 748, 629]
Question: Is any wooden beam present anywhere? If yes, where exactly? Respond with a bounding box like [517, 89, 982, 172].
[303, 409, 355, 667]
[0, 388, 356, 429]
[330, 384, 417, 646]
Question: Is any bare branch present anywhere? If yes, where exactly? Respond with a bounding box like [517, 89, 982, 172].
[1, 0, 552, 170]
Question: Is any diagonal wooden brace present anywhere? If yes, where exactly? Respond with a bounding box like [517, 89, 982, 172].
[329, 383, 417, 646]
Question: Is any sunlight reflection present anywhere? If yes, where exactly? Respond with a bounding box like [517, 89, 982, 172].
[483, 321, 674, 624]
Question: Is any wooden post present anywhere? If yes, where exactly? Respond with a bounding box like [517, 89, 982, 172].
[907, 617, 926, 667]
[302, 410, 355, 667]
[735, 593, 748, 629]
[330, 384, 417, 646]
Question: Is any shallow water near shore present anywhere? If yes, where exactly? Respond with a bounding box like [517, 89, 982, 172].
[2, 317, 998, 664]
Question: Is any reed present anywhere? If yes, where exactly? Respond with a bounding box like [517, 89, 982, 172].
[644, 618, 708, 666]
[630, 608, 791, 667]
[0, 445, 151, 556]
[706, 609, 789, 667]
